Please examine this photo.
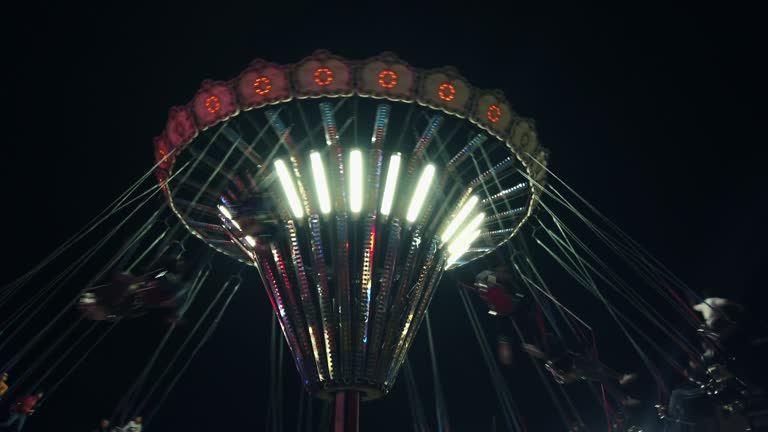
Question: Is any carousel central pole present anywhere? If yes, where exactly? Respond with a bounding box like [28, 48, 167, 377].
[334, 391, 360, 432]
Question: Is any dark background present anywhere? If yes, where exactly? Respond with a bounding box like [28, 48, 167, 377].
[2, 6, 764, 431]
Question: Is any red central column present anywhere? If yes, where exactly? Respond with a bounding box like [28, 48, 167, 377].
[334, 391, 360, 432]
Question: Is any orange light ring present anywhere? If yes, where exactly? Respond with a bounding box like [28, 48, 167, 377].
[254, 76, 272, 95]
[378, 70, 398, 89]
[313, 68, 334, 86]
[487, 105, 502, 123]
[205, 95, 222, 113]
[438, 83, 456, 101]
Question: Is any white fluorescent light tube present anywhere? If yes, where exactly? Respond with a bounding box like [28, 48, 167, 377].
[231, 219, 242, 231]
[244, 235, 256, 247]
[310, 151, 332, 214]
[448, 212, 485, 255]
[380, 153, 401, 216]
[441, 195, 479, 244]
[406, 164, 436, 223]
[446, 229, 481, 268]
[349, 149, 364, 213]
[217, 204, 233, 220]
[274, 159, 303, 219]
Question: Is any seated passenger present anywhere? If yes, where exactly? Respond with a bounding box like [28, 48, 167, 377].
[80, 272, 143, 321]
[460, 264, 532, 366]
[80, 256, 194, 321]
[693, 297, 742, 330]
[462, 266, 526, 318]
[0, 390, 43, 431]
[118, 415, 143, 432]
[522, 343, 640, 407]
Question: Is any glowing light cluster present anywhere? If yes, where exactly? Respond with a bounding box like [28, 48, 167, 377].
[268, 150, 447, 226]
[438, 83, 456, 101]
[267, 149, 490, 266]
[205, 95, 221, 113]
[253, 77, 272, 95]
[487, 105, 502, 123]
[378, 70, 398, 88]
[313, 68, 334, 86]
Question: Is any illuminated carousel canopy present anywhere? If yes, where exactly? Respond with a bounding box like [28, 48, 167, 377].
[154, 50, 547, 400]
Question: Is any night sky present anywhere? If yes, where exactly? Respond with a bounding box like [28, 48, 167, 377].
[2, 6, 764, 431]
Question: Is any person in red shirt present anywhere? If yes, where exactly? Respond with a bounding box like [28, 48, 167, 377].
[460, 266, 525, 318]
[0, 390, 43, 431]
[459, 265, 530, 365]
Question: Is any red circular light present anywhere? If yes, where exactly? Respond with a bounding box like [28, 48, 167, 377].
[487, 105, 502, 123]
[438, 83, 456, 101]
[205, 95, 221, 113]
[378, 70, 397, 88]
[253, 77, 272, 95]
[313, 68, 334, 86]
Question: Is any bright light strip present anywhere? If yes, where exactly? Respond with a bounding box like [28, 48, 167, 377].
[231, 219, 242, 231]
[309, 152, 332, 214]
[448, 212, 485, 255]
[244, 235, 256, 247]
[441, 195, 479, 244]
[406, 164, 436, 223]
[274, 159, 303, 219]
[217, 204, 233, 220]
[446, 229, 481, 268]
[349, 149, 364, 213]
[380, 153, 401, 216]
